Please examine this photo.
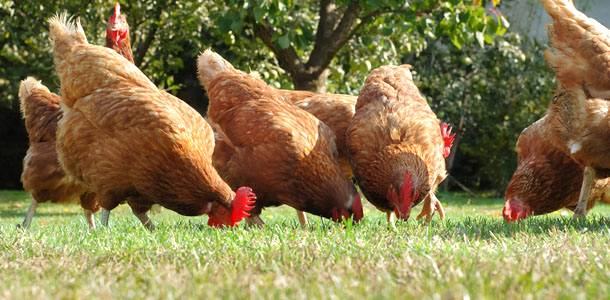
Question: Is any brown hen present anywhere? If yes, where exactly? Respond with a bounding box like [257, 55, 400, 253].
[18, 4, 134, 229]
[197, 50, 363, 226]
[18, 78, 98, 228]
[540, 0, 610, 217]
[503, 116, 610, 221]
[278, 90, 356, 226]
[346, 65, 454, 224]
[48, 14, 254, 229]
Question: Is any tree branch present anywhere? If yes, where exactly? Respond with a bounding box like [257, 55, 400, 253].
[134, 6, 163, 67]
[251, 20, 303, 77]
[304, 1, 360, 77]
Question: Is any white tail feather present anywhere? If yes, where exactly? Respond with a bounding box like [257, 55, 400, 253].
[48, 12, 87, 46]
[196, 49, 237, 89]
[18, 77, 49, 118]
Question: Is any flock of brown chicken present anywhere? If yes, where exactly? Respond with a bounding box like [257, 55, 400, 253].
[16, 0, 610, 230]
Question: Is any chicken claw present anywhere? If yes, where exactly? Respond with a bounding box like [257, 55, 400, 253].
[84, 209, 96, 230]
[100, 209, 111, 227]
[416, 194, 445, 223]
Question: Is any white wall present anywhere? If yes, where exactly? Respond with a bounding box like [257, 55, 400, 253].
[504, 0, 610, 40]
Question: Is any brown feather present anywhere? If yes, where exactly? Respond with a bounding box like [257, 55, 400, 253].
[541, 0, 610, 98]
[199, 51, 357, 219]
[279, 89, 357, 178]
[51, 18, 234, 217]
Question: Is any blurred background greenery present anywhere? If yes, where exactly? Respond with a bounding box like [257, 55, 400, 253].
[2, 0, 604, 194]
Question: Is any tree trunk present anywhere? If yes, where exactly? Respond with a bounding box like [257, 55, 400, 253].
[292, 69, 329, 92]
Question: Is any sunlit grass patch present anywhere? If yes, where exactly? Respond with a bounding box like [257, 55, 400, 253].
[0, 190, 608, 299]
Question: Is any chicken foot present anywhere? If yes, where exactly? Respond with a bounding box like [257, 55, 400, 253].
[416, 193, 445, 223]
[296, 210, 308, 228]
[574, 167, 595, 218]
[18, 199, 39, 229]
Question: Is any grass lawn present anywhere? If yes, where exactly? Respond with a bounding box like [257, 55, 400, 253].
[0, 190, 608, 299]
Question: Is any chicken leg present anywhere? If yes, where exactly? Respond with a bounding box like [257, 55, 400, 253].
[386, 211, 396, 229]
[416, 193, 445, 223]
[296, 210, 308, 228]
[128, 200, 156, 230]
[83, 209, 96, 230]
[134, 212, 155, 231]
[18, 199, 39, 229]
[100, 209, 111, 227]
[574, 167, 595, 218]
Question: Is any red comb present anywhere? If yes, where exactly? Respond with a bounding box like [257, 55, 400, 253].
[230, 187, 256, 225]
[398, 172, 417, 219]
[441, 123, 456, 158]
[401, 172, 414, 198]
[387, 172, 416, 219]
[114, 3, 121, 18]
[502, 199, 531, 222]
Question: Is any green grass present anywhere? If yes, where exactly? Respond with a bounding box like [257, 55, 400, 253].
[1, 190, 609, 299]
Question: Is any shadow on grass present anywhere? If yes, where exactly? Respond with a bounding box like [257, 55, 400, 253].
[442, 214, 610, 240]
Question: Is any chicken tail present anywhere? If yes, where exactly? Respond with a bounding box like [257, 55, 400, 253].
[196, 49, 238, 90]
[48, 13, 88, 59]
[541, 0, 610, 97]
[18, 77, 51, 119]
[18, 77, 61, 142]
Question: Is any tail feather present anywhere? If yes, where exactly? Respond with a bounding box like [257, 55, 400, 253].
[196, 49, 237, 90]
[541, 0, 610, 97]
[19, 77, 51, 119]
[18, 77, 61, 142]
[48, 12, 88, 58]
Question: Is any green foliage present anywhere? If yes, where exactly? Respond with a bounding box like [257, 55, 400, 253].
[414, 34, 555, 192]
[0, 0, 556, 193]
[0, 0, 209, 104]
[206, 0, 507, 92]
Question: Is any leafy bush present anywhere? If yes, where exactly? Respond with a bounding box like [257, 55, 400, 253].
[414, 34, 555, 193]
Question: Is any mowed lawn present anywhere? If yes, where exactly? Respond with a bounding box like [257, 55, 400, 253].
[0, 190, 608, 299]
